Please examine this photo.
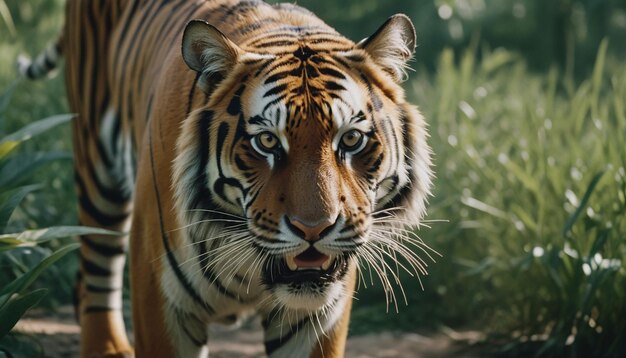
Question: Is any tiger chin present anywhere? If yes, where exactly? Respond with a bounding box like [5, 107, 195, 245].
[20, 1, 433, 357]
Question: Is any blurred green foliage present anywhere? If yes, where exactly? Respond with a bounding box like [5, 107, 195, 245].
[269, 0, 626, 77]
[408, 41, 625, 355]
[1, 0, 626, 356]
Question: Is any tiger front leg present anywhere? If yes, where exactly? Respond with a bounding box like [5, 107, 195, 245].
[129, 146, 213, 358]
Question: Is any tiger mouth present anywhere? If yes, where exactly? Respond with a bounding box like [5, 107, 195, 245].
[286, 247, 334, 271]
[263, 249, 349, 286]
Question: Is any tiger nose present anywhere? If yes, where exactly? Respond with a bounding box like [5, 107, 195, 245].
[286, 216, 338, 242]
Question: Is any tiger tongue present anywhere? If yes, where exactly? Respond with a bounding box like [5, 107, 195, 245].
[294, 247, 329, 268]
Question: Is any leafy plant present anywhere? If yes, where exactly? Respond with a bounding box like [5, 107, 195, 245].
[0, 111, 122, 355]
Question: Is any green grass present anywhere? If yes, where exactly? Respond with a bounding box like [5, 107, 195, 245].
[2, 0, 626, 356]
[352, 41, 626, 355]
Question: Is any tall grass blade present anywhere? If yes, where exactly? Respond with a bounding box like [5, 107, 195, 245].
[0, 0, 16, 39]
[562, 172, 604, 238]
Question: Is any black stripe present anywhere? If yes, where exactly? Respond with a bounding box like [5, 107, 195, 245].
[248, 115, 269, 125]
[325, 81, 345, 91]
[213, 122, 246, 205]
[116, 0, 164, 122]
[114, 0, 142, 63]
[256, 58, 297, 78]
[255, 40, 296, 49]
[234, 154, 252, 171]
[190, 111, 214, 211]
[76, 193, 128, 227]
[82, 150, 132, 205]
[86, 284, 120, 293]
[367, 152, 384, 173]
[264, 83, 288, 98]
[227, 85, 246, 115]
[149, 128, 215, 316]
[82, 258, 112, 276]
[400, 108, 412, 159]
[318, 66, 345, 79]
[84, 306, 114, 313]
[136, 0, 199, 101]
[82, 236, 126, 256]
[382, 177, 412, 211]
[75, 173, 129, 226]
[264, 70, 293, 85]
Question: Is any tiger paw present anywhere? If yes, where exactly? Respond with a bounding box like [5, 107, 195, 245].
[80, 311, 133, 358]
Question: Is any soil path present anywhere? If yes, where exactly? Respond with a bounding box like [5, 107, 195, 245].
[15, 307, 478, 357]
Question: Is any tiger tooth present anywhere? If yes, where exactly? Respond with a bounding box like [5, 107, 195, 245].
[321, 257, 334, 271]
[286, 256, 297, 271]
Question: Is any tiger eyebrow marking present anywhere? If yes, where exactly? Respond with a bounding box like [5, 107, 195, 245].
[249, 115, 271, 125]
[264, 83, 289, 98]
[350, 111, 367, 124]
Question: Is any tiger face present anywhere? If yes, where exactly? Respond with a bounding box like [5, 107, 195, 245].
[175, 15, 432, 312]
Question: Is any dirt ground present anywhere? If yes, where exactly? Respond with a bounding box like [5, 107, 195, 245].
[15, 307, 480, 357]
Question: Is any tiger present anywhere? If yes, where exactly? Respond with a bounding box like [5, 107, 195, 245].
[18, 0, 433, 357]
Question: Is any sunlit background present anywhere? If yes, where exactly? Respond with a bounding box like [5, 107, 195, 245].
[1, 0, 625, 356]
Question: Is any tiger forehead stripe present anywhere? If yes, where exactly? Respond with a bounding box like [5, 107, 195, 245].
[244, 26, 348, 47]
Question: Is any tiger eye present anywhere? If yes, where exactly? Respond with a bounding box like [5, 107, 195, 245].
[340, 129, 363, 150]
[257, 132, 279, 151]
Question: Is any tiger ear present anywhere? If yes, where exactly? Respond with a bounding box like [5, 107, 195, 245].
[357, 14, 416, 83]
[182, 20, 242, 90]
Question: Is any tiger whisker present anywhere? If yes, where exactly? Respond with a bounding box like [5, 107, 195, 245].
[367, 233, 429, 285]
[185, 208, 246, 220]
[371, 226, 441, 258]
[362, 244, 406, 309]
[372, 233, 440, 267]
[355, 245, 397, 311]
[168, 218, 248, 233]
[210, 244, 256, 288]
[186, 238, 251, 277]
[203, 243, 253, 282]
[176, 228, 249, 251]
[363, 234, 416, 277]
